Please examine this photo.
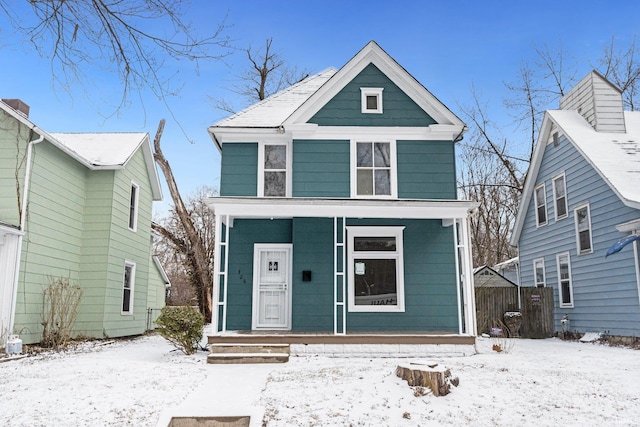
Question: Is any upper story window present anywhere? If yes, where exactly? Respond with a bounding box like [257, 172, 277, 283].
[353, 141, 396, 198]
[128, 182, 139, 231]
[534, 183, 547, 227]
[347, 226, 405, 313]
[534, 258, 546, 287]
[122, 260, 136, 314]
[360, 88, 383, 114]
[552, 173, 568, 220]
[557, 252, 573, 308]
[259, 142, 289, 197]
[575, 204, 593, 254]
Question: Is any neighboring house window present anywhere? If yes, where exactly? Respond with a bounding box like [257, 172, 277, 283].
[575, 204, 593, 254]
[347, 226, 405, 312]
[259, 143, 288, 197]
[534, 183, 547, 226]
[122, 261, 136, 314]
[552, 173, 568, 220]
[533, 258, 545, 287]
[360, 87, 383, 114]
[557, 253, 573, 308]
[353, 141, 396, 197]
[128, 182, 139, 231]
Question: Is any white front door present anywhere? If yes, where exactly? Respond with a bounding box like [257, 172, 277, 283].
[252, 244, 292, 330]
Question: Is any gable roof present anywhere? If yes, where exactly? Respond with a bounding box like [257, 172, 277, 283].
[472, 265, 518, 287]
[285, 41, 465, 128]
[0, 100, 162, 201]
[209, 41, 465, 149]
[510, 109, 640, 245]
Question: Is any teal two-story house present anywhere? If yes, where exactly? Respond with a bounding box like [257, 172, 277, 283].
[206, 42, 478, 340]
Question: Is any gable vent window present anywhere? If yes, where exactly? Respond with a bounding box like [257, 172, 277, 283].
[361, 88, 383, 114]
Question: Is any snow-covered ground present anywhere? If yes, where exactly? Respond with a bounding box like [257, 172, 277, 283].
[0, 334, 638, 426]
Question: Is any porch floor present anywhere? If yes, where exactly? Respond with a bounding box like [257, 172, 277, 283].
[208, 331, 475, 346]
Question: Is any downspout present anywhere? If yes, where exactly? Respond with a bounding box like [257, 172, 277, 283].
[9, 130, 44, 337]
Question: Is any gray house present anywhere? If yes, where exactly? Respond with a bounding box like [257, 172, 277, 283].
[511, 71, 640, 338]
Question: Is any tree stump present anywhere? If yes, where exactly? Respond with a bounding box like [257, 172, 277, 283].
[395, 363, 458, 397]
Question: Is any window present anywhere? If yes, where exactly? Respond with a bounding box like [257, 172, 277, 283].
[259, 143, 288, 197]
[552, 174, 568, 220]
[354, 141, 396, 197]
[557, 253, 573, 307]
[347, 226, 405, 312]
[361, 87, 383, 114]
[534, 183, 547, 226]
[122, 261, 136, 314]
[128, 182, 139, 231]
[533, 258, 546, 287]
[575, 204, 592, 254]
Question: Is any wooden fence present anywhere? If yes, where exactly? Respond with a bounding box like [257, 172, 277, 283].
[475, 287, 554, 339]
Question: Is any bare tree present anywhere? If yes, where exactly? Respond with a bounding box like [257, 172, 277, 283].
[0, 1, 230, 111]
[598, 36, 640, 111]
[212, 37, 309, 113]
[151, 120, 215, 319]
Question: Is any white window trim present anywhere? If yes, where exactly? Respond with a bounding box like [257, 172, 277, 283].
[350, 139, 398, 199]
[122, 260, 136, 315]
[534, 183, 547, 227]
[128, 181, 139, 232]
[257, 141, 291, 197]
[556, 252, 574, 308]
[533, 258, 546, 288]
[574, 203, 593, 255]
[360, 87, 384, 114]
[346, 226, 405, 313]
[552, 172, 568, 221]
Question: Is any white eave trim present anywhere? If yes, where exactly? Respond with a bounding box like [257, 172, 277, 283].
[286, 123, 465, 141]
[206, 197, 478, 222]
[616, 218, 640, 233]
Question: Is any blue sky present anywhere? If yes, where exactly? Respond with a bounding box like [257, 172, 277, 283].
[2, 1, 640, 215]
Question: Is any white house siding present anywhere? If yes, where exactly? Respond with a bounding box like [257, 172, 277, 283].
[519, 133, 640, 337]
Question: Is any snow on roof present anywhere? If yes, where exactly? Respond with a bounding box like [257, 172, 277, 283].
[212, 68, 337, 128]
[49, 132, 147, 167]
[548, 109, 640, 204]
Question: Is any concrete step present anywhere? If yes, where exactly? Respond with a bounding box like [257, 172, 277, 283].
[209, 343, 290, 355]
[207, 352, 289, 364]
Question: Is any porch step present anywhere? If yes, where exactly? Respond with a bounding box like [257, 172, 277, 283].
[207, 343, 290, 364]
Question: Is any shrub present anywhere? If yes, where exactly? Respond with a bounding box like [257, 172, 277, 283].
[155, 306, 204, 355]
[41, 275, 82, 350]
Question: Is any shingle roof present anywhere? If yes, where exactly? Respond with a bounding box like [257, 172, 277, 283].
[213, 68, 337, 128]
[49, 132, 148, 166]
[548, 109, 640, 204]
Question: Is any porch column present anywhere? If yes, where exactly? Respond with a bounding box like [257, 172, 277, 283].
[212, 213, 230, 333]
[461, 216, 477, 335]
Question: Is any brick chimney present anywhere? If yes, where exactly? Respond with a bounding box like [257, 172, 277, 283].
[559, 71, 626, 133]
[2, 99, 30, 118]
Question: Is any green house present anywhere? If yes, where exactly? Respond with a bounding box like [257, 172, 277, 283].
[206, 42, 478, 341]
[0, 99, 167, 346]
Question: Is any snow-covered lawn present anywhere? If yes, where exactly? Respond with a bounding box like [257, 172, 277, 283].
[0, 334, 638, 426]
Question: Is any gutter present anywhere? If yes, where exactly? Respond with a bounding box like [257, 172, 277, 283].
[20, 131, 45, 229]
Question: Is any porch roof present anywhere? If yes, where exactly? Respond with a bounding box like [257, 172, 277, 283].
[206, 197, 478, 223]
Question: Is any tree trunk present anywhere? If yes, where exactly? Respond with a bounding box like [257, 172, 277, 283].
[152, 119, 213, 320]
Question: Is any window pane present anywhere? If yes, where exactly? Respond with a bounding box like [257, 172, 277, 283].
[535, 263, 544, 285]
[579, 230, 591, 251]
[353, 258, 397, 306]
[122, 289, 131, 312]
[537, 205, 546, 224]
[265, 145, 286, 169]
[375, 170, 391, 195]
[556, 197, 567, 218]
[561, 281, 571, 304]
[354, 237, 396, 251]
[264, 171, 286, 196]
[577, 208, 588, 229]
[357, 170, 373, 195]
[374, 143, 390, 167]
[535, 186, 545, 204]
[357, 143, 372, 167]
[366, 95, 378, 110]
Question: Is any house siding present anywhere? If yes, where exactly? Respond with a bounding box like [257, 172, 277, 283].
[0, 111, 28, 226]
[308, 64, 436, 127]
[14, 141, 87, 344]
[220, 143, 258, 196]
[519, 134, 640, 336]
[397, 140, 457, 199]
[223, 218, 458, 333]
[292, 140, 350, 197]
